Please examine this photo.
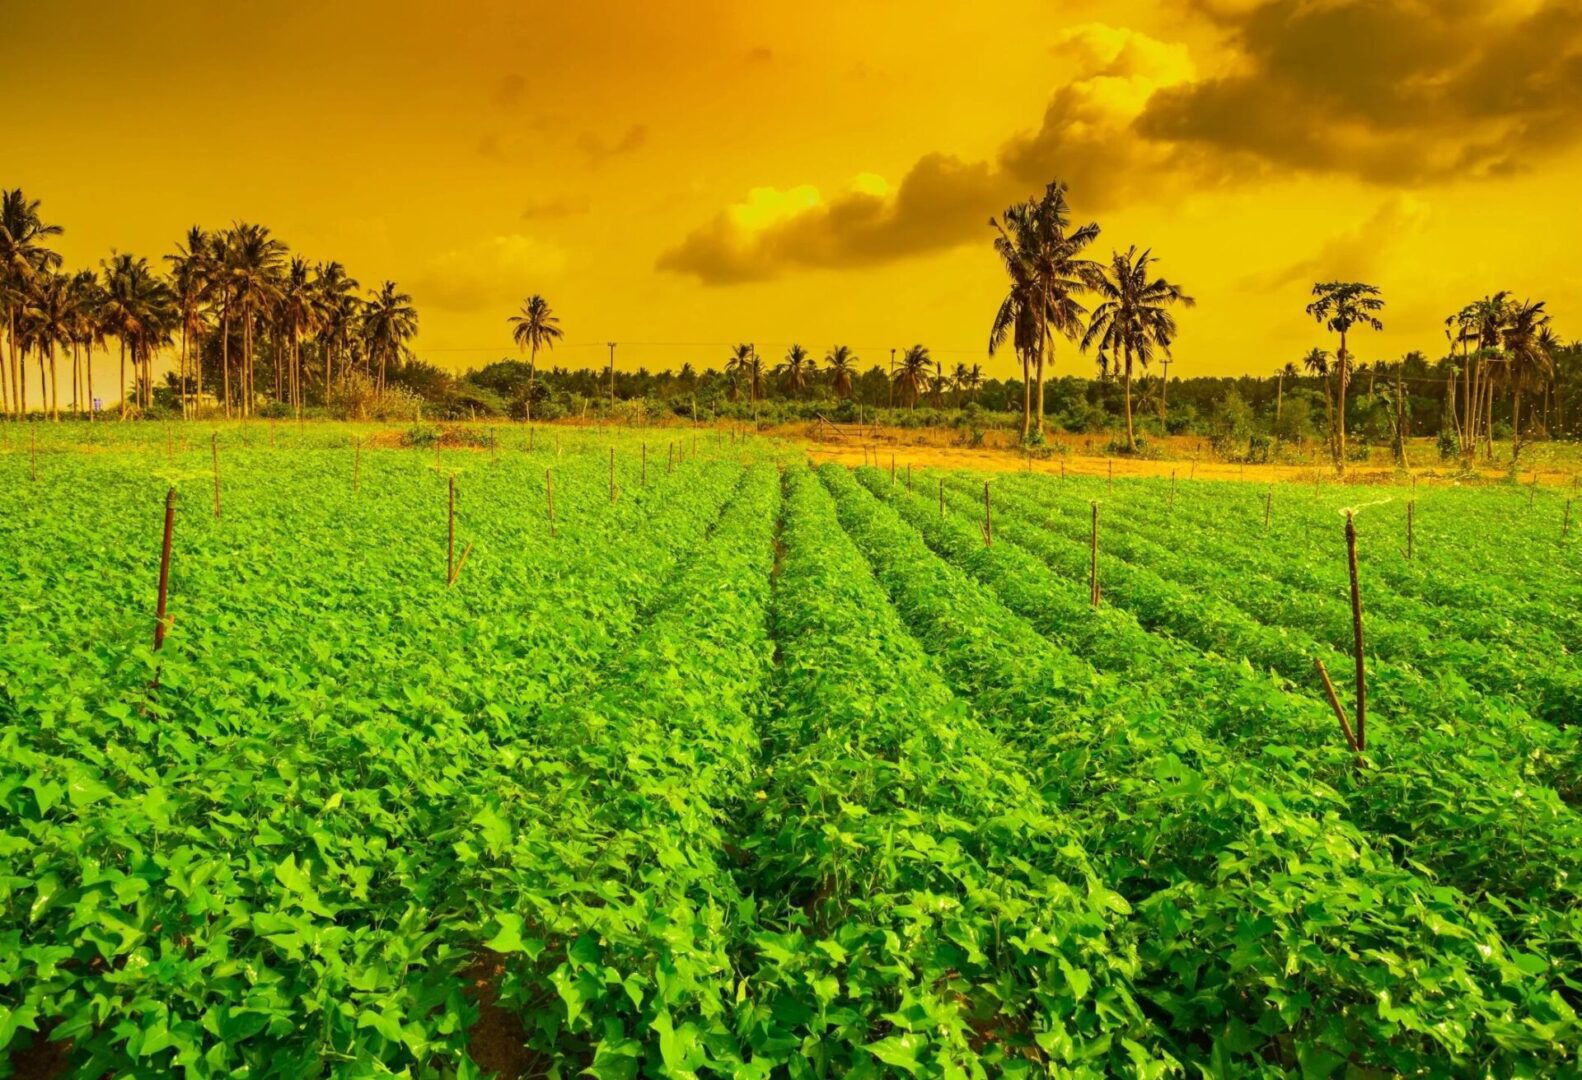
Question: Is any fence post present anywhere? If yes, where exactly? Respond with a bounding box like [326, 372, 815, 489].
[1089, 502, 1101, 608]
[1345, 511, 1367, 751]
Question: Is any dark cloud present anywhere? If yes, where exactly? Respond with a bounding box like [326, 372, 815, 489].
[578, 123, 648, 166]
[521, 195, 590, 221]
[492, 74, 525, 109]
[1243, 195, 1428, 290]
[746, 46, 774, 64]
[1139, 0, 1582, 182]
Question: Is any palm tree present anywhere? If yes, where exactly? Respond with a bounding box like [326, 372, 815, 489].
[22, 273, 73, 420]
[165, 228, 211, 418]
[362, 281, 418, 394]
[824, 345, 857, 399]
[777, 344, 815, 398]
[1306, 281, 1384, 474]
[1503, 299, 1553, 459]
[893, 344, 931, 408]
[725, 343, 761, 404]
[951, 362, 983, 406]
[313, 261, 360, 399]
[1, 189, 64, 416]
[509, 294, 563, 421]
[66, 270, 101, 417]
[223, 222, 287, 416]
[1302, 347, 1335, 460]
[989, 181, 1099, 440]
[278, 258, 320, 416]
[1081, 246, 1194, 452]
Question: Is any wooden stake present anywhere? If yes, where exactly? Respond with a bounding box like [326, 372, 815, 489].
[890, 454, 896, 484]
[1563, 498, 1572, 540]
[1169, 469, 1177, 512]
[1107, 457, 1113, 493]
[1344, 512, 1367, 751]
[153, 487, 176, 651]
[938, 477, 945, 518]
[906, 463, 912, 492]
[546, 469, 556, 537]
[1190, 457, 1197, 480]
[982, 482, 993, 547]
[1089, 502, 1101, 608]
[1313, 656, 1360, 756]
[641, 442, 647, 487]
[1406, 500, 1415, 559]
[529, 425, 535, 452]
[609, 447, 617, 503]
[667, 441, 674, 475]
[447, 474, 456, 583]
[1264, 488, 1272, 528]
[211, 434, 221, 518]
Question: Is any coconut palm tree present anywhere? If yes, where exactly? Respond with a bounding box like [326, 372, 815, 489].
[724, 344, 754, 403]
[222, 223, 287, 416]
[1, 189, 64, 416]
[278, 258, 321, 416]
[893, 344, 931, 408]
[989, 181, 1099, 441]
[313, 261, 360, 399]
[66, 270, 102, 417]
[951, 362, 983, 406]
[509, 294, 563, 421]
[823, 345, 857, 399]
[1301, 347, 1335, 460]
[22, 273, 73, 420]
[165, 227, 211, 417]
[1306, 281, 1384, 474]
[362, 281, 418, 394]
[1502, 299, 1553, 459]
[1081, 246, 1194, 452]
[777, 344, 815, 398]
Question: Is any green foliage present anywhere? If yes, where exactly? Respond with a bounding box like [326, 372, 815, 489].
[1, 424, 1579, 1076]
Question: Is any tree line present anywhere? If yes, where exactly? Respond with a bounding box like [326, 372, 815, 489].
[0, 189, 419, 420]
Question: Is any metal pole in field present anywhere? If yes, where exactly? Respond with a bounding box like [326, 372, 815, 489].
[153, 488, 176, 651]
[1345, 511, 1367, 751]
[211, 434, 221, 518]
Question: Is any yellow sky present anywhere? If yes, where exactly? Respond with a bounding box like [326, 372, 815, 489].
[7, 0, 1581, 383]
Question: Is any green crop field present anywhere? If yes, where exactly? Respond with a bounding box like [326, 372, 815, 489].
[2, 423, 1579, 1078]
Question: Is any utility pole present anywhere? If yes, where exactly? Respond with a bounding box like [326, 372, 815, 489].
[888, 347, 896, 409]
[1159, 356, 1172, 423]
[606, 342, 616, 412]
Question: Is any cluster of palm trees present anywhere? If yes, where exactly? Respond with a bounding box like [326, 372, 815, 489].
[0, 187, 419, 420]
[989, 180, 1192, 451]
[714, 342, 984, 409]
[1444, 292, 1557, 461]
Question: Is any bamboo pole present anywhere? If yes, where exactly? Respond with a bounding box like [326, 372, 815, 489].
[1313, 656, 1360, 755]
[1089, 502, 1101, 608]
[1344, 511, 1367, 751]
[153, 488, 176, 651]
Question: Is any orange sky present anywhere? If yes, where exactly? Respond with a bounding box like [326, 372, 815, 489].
[6, 0, 1582, 388]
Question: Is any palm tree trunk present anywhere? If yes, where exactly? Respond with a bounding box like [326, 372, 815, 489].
[49, 345, 59, 421]
[527, 342, 537, 422]
[221, 310, 232, 419]
[118, 341, 126, 419]
[85, 341, 94, 420]
[1512, 386, 1523, 460]
[1020, 354, 1031, 440]
[1033, 331, 1047, 437]
[1335, 333, 1348, 475]
[1123, 348, 1136, 452]
[6, 312, 18, 418]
